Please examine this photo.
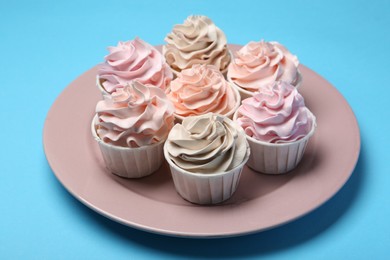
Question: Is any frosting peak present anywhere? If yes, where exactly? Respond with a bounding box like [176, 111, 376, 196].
[236, 81, 315, 143]
[98, 37, 173, 93]
[166, 113, 248, 173]
[167, 64, 238, 118]
[95, 81, 175, 147]
[228, 41, 301, 92]
[163, 15, 231, 73]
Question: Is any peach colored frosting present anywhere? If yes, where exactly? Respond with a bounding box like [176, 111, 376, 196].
[95, 81, 175, 148]
[167, 64, 237, 117]
[228, 41, 301, 92]
[166, 113, 248, 173]
[98, 37, 173, 93]
[163, 15, 231, 73]
[236, 81, 315, 143]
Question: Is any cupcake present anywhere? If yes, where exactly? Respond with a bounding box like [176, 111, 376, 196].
[167, 64, 240, 122]
[91, 81, 175, 178]
[97, 37, 173, 96]
[163, 15, 231, 76]
[234, 81, 316, 174]
[164, 113, 250, 204]
[228, 41, 302, 100]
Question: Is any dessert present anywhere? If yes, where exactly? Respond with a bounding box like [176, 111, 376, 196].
[163, 15, 231, 75]
[167, 64, 240, 121]
[92, 81, 175, 178]
[228, 41, 302, 99]
[234, 81, 316, 174]
[97, 37, 173, 95]
[164, 113, 250, 204]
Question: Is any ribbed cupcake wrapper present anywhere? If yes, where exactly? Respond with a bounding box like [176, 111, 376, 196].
[246, 136, 310, 174]
[92, 115, 164, 178]
[168, 164, 244, 205]
[97, 140, 164, 178]
[164, 139, 250, 205]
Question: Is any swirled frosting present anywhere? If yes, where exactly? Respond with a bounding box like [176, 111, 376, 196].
[236, 81, 315, 143]
[228, 41, 301, 92]
[165, 113, 248, 173]
[95, 81, 175, 147]
[98, 37, 173, 93]
[163, 15, 231, 73]
[167, 64, 237, 117]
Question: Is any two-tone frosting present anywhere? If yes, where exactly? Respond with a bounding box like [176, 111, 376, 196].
[228, 41, 301, 92]
[165, 113, 248, 173]
[98, 38, 173, 93]
[95, 81, 175, 147]
[163, 15, 231, 73]
[236, 81, 315, 143]
[167, 64, 238, 118]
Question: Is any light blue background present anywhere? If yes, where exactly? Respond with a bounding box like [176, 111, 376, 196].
[1, 0, 389, 258]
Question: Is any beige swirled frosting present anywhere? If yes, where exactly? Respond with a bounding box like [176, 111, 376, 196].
[163, 15, 231, 73]
[165, 113, 248, 173]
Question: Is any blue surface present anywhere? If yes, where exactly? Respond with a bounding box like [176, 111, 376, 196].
[1, 0, 389, 258]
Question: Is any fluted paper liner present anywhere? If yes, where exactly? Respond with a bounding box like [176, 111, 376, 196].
[233, 111, 316, 174]
[164, 142, 250, 205]
[91, 115, 164, 178]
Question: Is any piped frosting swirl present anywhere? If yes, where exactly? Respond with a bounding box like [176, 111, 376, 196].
[163, 15, 231, 73]
[236, 81, 315, 143]
[95, 81, 175, 147]
[165, 113, 248, 173]
[228, 41, 301, 92]
[98, 37, 173, 93]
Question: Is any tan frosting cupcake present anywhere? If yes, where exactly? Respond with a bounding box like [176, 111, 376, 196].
[167, 64, 240, 121]
[164, 113, 250, 204]
[163, 15, 231, 75]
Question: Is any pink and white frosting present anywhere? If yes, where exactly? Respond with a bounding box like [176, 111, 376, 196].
[163, 15, 231, 73]
[167, 64, 237, 117]
[228, 41, 301, 92]
[236, 81, 315, 143]
[95, 81, 175, 148]
[98, 37, 173, 93]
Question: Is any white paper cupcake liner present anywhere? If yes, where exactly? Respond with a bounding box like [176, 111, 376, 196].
[233, 111, 316, 174]
[172, 82, 241, 123]
[91, 115, 164, 178]
[164, 141, 250, 205]
[227, 69, 302, 100]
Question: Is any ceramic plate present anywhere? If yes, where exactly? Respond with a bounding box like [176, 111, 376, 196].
[43, 45, 360, 238]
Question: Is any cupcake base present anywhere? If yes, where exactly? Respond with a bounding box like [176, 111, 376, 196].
[164, 141, 250, 205]
[91, 115, 164, 178]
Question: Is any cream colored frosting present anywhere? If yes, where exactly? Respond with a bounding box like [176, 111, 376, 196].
[165, 113, 248, 173]
[95, 81, 175, 147]
[163, 15, 231, 73]
[167, 64, 237, 117]
[228, 41, 301, 92]
[236, 81, 315, 143]
[98, 37, 173, 93]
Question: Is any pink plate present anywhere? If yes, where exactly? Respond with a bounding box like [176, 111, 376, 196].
[43, 45, 360, 238]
